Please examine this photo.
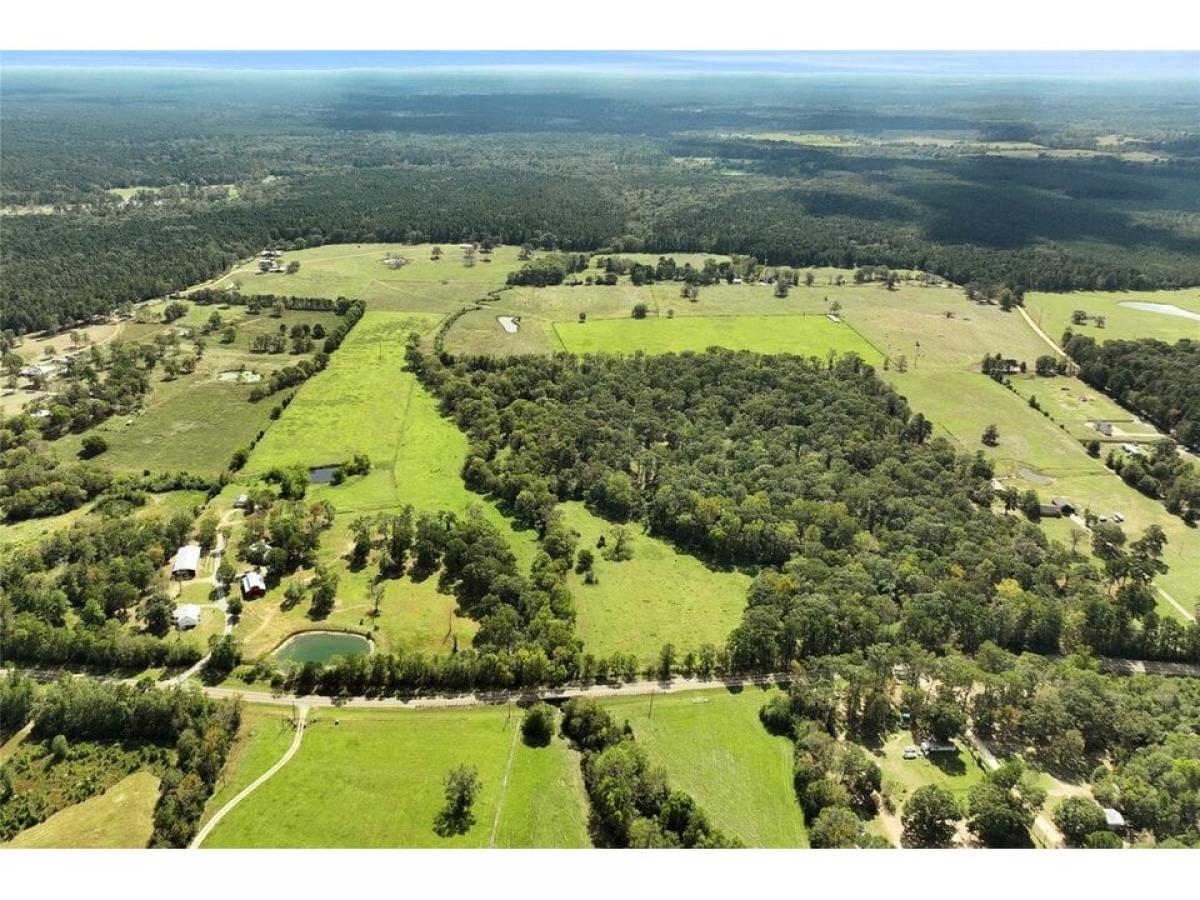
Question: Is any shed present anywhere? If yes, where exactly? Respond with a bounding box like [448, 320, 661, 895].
[232, 493, 250, 509]
[1121, 442, 1142, 456]
[172, 544, 202, 580]
[1094, 422, 1114, 436]
[990, 478, 1005, 492]
[240, 570, 267, 599]
[1038, 504, 1062, 518]
[173, 604, 201, 630]
[920, 740, 958, 755]
[1103, 807, 1126, 831]
[1051, 496, 1076, 515]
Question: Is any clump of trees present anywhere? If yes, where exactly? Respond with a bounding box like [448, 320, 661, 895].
[560, 697, 738, 847]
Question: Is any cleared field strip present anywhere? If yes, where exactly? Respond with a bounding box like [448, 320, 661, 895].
[554, 314, 883, 360]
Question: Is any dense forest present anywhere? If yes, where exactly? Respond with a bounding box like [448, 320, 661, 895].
[410, 345, 1199, 664]
[3, 69, 1200, 332]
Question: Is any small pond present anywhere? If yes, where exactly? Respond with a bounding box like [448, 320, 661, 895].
[273, 631, 371, 665]
[309, 465, 339, 484]
[1117, 301, 1200, 322]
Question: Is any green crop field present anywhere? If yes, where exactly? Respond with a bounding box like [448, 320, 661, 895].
[1025, 289, 1200, 344]
[559, 502, 750, 663]
[555, 314, 883, 360]
[2, 771, 161, 849]
[601, 687, 807, 848]
[201, 705, 590, 848]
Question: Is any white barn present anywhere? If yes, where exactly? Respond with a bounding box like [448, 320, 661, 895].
[172, 544, 202, 580]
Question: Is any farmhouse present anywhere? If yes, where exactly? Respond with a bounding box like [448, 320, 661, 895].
[172, 543, 202, 579]
[240, 570, 267, 599]
[19, 362, 57, 378]
[1002, 358, 1023, 374]
[173, 604, 201, 630]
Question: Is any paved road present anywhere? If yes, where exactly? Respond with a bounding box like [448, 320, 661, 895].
[198, 671, 792, 710]
[190, 705, 309, 849]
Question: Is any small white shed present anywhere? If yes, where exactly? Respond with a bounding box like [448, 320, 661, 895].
[173, 604, 201, 630]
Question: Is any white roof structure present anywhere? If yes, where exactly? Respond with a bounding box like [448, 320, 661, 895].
[173, 604, 201, 629]
[240, 571, 267, 596]
[1103, 808, 1126, 829]
[172, 544, 202, 576]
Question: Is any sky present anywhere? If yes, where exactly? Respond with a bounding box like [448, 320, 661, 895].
[2, 51, 1197, 78]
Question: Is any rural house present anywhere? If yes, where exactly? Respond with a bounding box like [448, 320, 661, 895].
[1051, 496, 1076, 515]
[240, 570, 267, 599]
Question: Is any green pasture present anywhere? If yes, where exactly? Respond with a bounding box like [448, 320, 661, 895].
[558, 502, 750, 663]
[201, 705, 590, 848]
[1024, 289, 1200, 345]
[846, 289, 1199, 621]
[555, 314, 883, 360]
[201, 243, 524, 306]
[601, 687, 808, 847]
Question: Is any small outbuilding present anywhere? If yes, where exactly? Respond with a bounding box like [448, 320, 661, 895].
[920, 740, 958, 756]
[1094, 422, 1114, 436]
[1121, 442, 1142, 456]
[990, 478, 1005, 492]
[173, 604, 201, 630]
[240, 570, 267, 600]
[1051, 496, 1076, 516]
[1103, 808, 1126, 831]
[232, 493, 250, 510]
[172, 544, 202, 580]
[1038, 503, 1062, 518]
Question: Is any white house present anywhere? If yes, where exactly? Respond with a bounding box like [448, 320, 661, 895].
[173, 604, 201, 630]
[172, 544, 202, 579]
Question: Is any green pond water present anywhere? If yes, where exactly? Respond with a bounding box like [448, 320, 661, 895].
[273, 632, 371, 665]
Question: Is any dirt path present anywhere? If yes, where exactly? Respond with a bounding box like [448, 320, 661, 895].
[189, 705, 309, 848]
[1017, 305, 1067, 358]
[965, 731, 1063, 848]
[1155, 586, 1195, 622]
[488, 719, 521, 848]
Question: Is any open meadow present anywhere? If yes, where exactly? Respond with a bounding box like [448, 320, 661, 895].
[198, 243, 524, 310]
[559, 502, 750, 662]
[200, 705, 590, 848]
[1024, 288, 1200, 344]
[601, 686, 808, 847]
[555, 314, 883, 359]
[1, 771, 161, 849]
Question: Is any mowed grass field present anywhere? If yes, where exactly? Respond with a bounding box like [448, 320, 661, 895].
[2, 771, 160, 849]
[200, 243, 524, 309]
[555, 314, 882, 360]
[201, 706, 590, 848]
[844, 288, 1200, 620]
[1024, 288, 1200, 344]
[559, 502, 750, 663]
[601, 687, 807, 847]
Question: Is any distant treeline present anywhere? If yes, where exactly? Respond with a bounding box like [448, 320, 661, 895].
[5, 152, 1200, 333]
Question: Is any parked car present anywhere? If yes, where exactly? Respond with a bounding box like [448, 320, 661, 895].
[1112, 512, 1125, 523]
[903, 746, 920, 760]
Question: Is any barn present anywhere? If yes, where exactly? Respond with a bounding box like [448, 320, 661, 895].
[240, 570, 267, 599]
[172, 544, 202, 580]
[173, 604, 201, 630]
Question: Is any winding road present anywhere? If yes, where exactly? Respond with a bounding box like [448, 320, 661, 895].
[189, 705, 308, 848]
